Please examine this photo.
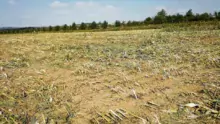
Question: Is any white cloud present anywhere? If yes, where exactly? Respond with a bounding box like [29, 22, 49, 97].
[8, 0, 16, 5]
[75, 1, 96, 8]
[50, 1, 69, 8]
[73, 1, 118, 12]
[2, 0, 220, 27]
[47, 1, 122, 24]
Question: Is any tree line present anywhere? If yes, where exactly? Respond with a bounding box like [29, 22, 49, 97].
[1, 9, 220, 34]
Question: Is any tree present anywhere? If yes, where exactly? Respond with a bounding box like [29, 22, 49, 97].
[115, 20, 121, 27]
[168, 13, 184, 23]
[71, 22, 77, 30]
[122, 21, 126, 26]
[42, 27, 46, 32]
[101, 21, 108, 29]
[214, 11, 218, 19]
[89, 21, 98, 29]
[79, 22, 87, 30]
[98, 22, 102, 27]
[199, 12, 210, 21]
[131, 21, 141, 26]
[218, 12, 220, 20]
[185, 9, 194, 21]
[166, 15, 174, 23]
[126, 21, 132, 26]
[62, 24, 68, 31]
[54, 25, 60, 31]
[144, 17, 152, 24]
[176, 13, 184, 22]
[218, 11, 220, 20]
[154, 9, 167, 24]
[194, 13, 200, 21]
[214, 11, 220, 20]
[209, 13, 215, 21]
[49, 26, 53, 31]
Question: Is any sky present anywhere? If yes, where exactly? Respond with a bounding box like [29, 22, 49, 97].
[0, 0, 219, 27]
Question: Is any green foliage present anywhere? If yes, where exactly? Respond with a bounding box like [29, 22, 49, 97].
[185, 9, 194, 21]
[101, 21, 108, 29]
[163, 21, 220, 32]
[175, 13, 184, 22]
[42, 27, 47, 32]
[214, 11, 220, 20]
[144, 17, 152, 24]
[131, 21, 141, 26]
[79, 22, 87, 30]
[126, 21, 132, 26]
[199, 13, 210, 21]
[71, 22, 77, 30]
[89, 21, 98, 29]
[115, 20, 121, 27]
[121, 21, 126, 26]
[49, 26, 53, 31]
[154, 9, 167, 24]
[62, 24, 68, 31]
[54, 25, 60, 31]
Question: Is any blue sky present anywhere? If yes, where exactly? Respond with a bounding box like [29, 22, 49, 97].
[0, 0, 219, 27]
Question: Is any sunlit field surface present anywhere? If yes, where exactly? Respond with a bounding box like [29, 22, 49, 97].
[0, 29, 219, 123]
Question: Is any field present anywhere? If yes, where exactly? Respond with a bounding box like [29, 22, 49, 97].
[0, 29, 220, 123]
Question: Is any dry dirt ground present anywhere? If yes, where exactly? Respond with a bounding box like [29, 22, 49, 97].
[0, 29, 220, 123]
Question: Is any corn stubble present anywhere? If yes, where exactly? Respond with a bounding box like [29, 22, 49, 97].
[0, 29, 219, 123]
